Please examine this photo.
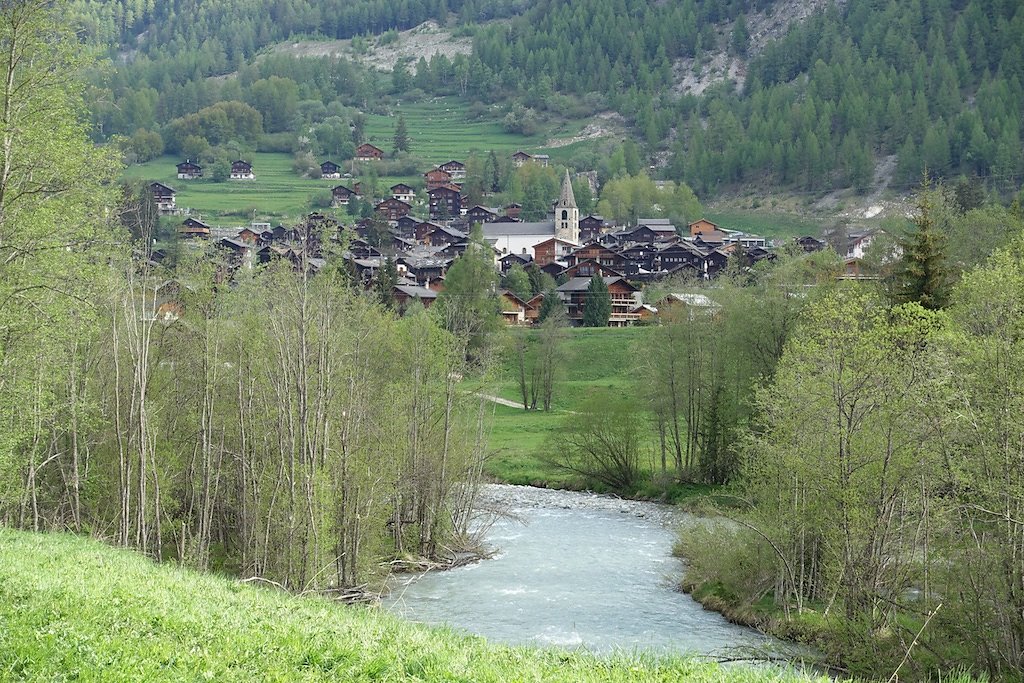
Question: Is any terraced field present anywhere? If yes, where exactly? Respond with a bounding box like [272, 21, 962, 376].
[362, 97, 587, 163]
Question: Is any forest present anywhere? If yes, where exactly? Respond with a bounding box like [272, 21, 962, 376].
[1, 0, 497, 593]
[74, 0, 1024, 199]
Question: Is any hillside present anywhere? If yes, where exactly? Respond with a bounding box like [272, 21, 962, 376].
[80, 0, 1022, 211]
[0, 527, 839, 682]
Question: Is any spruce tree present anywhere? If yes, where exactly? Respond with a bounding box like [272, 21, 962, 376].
[896, 179, 950, 310]
[392, 115, 410, 154]
[582, 274, 611, 327]
[537, 286, 562, 323]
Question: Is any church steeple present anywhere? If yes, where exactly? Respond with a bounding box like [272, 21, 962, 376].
[554, 169, 579, 244]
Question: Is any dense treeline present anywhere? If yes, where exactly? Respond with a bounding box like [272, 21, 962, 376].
[1, 0, 492, 591]
[664, 192, 1024, 679]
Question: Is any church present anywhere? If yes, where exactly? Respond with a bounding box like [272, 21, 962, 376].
[482, 170, 579, 256]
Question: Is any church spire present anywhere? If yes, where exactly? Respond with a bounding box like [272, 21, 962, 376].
[555, 169, 580, 244]
[557, 169, 577, 208]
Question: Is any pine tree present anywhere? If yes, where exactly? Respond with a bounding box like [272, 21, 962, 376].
[392, 115, 410, 154]
[375, 256, 398, 309]
[895, 178, 950, 310]
[582, 274, 611, 327]
[537, 286, 562, 323]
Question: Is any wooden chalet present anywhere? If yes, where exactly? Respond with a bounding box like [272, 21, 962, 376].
[395, 215, 426, 238]
[465, 205, 500, 224]
[688, 218, 721, 238]
[150, 182, 176, 213]
[560, 258, 624, 280]
[237, 226, 264, 244]
[533, 237, 577, 266]
[423, 225, 466, 247]
[796, 235, 827, 253]
[176, 160, 202, 179]
[556, 277, 641, 327]
[524, 292, 546, 324]
[393, 284, 437, 310]
[414, 220, 445, 242]
[391, 183, 415, 203]
[579, 215, 608, 242]
[504, 203, 522, 220]
[427, 185, 462, 220]
[230, 160, 254, 179]
[320, 160, 341, 178]
[565, 242, 629, 272]
[512, 151, 549, 168]
[498, 252, 533, 274]
[654, 241, 706, 272]
[438, 160, 466, 179]
[424, 168, 452, 190]
[499, 290, 529, 325]
[331, 184, 357, 206]
[375, 197, 412, 221]
[179, 217, 211, 239]
[355, 143, 384, 161]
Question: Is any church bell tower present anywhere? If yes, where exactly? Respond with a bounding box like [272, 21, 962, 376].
[554, 169, 579, 244]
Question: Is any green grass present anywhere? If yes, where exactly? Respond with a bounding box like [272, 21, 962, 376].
[0, 528, 840, 682]
[704, 208, 827, 242]
[363, 97, 587, 164]
[122, 153, 426, 223]
[483, 327, 657, 488]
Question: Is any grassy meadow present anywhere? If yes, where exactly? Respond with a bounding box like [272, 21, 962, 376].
[0, 527, 844, 682]
[484, 327, 655, 489]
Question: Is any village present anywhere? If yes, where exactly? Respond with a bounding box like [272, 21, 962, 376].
[147, 146, 881, 326]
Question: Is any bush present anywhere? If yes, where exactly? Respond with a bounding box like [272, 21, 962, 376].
[674, 524, 775, 606]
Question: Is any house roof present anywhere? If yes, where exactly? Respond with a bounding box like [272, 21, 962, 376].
[482, 221, 555, 237]
[394, 284, 438, 299]
[557, 276, 636, 293]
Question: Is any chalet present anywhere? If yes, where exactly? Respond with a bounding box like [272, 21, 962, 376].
[840, 256, 878, 280]
[498, 252, 533, 274]
[465, 205, 500, 224]
[176, 160, 202, 179]
[331, 185, 357, 207]
[504, 203, 522, 220]
[414, 220, 446, 242]
[396, 215, 426, 238]
[179, 217, 211, 239]
[796, 235, 827, 252]
[355, 143, 384, 161]
[397, 255, 450, 286]
[424, 168, 452, 191]
[375, 197, 412, 221]
[393, 284, 437, 310]
[579, 215, 608, 242]
[391, 183, 415, 203]
[424, 225, 466, 248]
[654, 242, 705, 272]
[618, 243, 658, 272]
[704, 249, 731, 279]
[499, 290, 529, 325]
[236, 226, 263, 244]
[439, 160, 466, 179]
[618, 224, 672, 244]
[560, 258, 624, 280]
[512, 151, 549, 167]
[692, 230, 728, 248]
[565, 242, 629, 272]
[230, 160, 254, 180]
[556, 277, 641, 327]
[533, 237, 577, 266]
[150, 182, 176, 213]
[427, 185, 462, 220]
[218, 237, 253, 269]
[320, 161, 341, 178]
[688, 218, 722, 238]
[524, 292, 546, 324]
[657, 293, 721, 320]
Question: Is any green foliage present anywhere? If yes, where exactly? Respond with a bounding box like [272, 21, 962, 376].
[501, 263, 531, 301]
[596, 174, 702, 228]
[582, 274, 611, 327]
[536, 287, 562, 323]
[434, 223, 501, 361]
[392, 114, 410, 153]
[894, 183, 951, 309]
[0, 528, 843, 682]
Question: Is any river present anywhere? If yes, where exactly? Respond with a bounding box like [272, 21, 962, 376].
[384, 484, 776, 658]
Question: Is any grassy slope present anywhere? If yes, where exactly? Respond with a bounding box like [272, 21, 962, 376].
[485, 327, 651, 488]
[0, 528, 837, 682]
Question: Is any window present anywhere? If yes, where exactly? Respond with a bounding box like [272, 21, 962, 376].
[561, 210, 568, 220]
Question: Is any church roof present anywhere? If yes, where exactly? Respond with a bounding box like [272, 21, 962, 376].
[556, 170, 577, 209]
[482, 221, 555, 237]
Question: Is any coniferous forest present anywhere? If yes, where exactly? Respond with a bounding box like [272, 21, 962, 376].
[74, 0, 1024, 196]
